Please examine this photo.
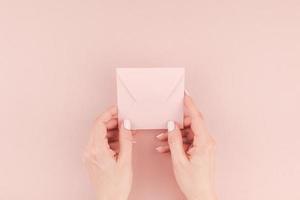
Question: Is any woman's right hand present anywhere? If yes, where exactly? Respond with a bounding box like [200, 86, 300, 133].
[156, 95, 217, 200]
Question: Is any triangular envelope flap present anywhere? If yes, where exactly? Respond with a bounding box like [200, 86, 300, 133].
[117, 68, 184, 102]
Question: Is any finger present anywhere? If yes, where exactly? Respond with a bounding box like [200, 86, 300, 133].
[155, 145, 170, 153]
[118, 120, 133, 165]
[156, 130, 189, 142]
[167, 121, 188, 164]
[156, 140, 191, 153]
[91, 119, 109, 148]
[89, 106, 117, 147]
[156, 132, 168, 141]
[87, 107, 118, 163]
[93, 138, 116, 163]
[98, 106, 118, 123]
[184, 95, 210, 147]
[156, 143, 190, 153]
[156, 134, 191, 145]
[184, 95, 203, 119]
[184, 116, 192, 127]
[105, 119, 118, 130]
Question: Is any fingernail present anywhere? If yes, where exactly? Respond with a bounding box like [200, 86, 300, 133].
[184, 89, 190, 96]
[156, 133, 164, 139]
[167, 121, 175, 132]
[155, 146, 164, 152]
[124, 119, 131, 130]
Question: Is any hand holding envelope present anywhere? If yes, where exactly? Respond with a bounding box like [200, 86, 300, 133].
[116, 68, 185, 130]
[84, 69, 217, 200]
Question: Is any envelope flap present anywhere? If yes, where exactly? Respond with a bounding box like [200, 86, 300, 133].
[117, 68, 184, 102]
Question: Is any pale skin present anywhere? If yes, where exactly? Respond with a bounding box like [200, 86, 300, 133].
[83, 95, 217, 200]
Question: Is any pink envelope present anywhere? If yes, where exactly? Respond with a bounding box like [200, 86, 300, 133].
[116, 68, 185, 130]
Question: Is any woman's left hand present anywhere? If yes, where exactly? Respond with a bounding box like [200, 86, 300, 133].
[83, 106, 133, 200]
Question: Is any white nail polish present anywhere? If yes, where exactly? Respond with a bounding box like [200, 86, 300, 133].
[184, 89, 190, 96]
[155, 146, 163, 152]
[124, 119, 131, 130]
[167, 121, 175, 132]
[156, 133, 164, 139]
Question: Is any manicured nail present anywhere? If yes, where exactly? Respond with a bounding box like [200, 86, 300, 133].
[167, 121, 175, 132]
[184, 89, 190, 96]
[124, 119, 131, 130]
[156, 133, 165, 139]
[155, 146, 164, 152]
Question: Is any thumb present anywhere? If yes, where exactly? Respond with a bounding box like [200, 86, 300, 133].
[167, 121, 188, 164]
[118, 119, 133, 165]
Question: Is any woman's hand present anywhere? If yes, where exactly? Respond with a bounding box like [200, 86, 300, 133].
[83, 106, 133, 200]
[156, 95, 217, 200]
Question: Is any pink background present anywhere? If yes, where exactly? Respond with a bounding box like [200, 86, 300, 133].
[0, 1, 300, 200]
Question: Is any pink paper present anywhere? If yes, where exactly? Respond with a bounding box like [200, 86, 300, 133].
[116, 68, 185, 130]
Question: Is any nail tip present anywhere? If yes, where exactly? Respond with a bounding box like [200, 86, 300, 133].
[123, 119, 131, 130]
[155, 147, 162, 152]
[167, 120, 175, 132]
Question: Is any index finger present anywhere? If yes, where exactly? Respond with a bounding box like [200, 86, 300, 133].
[184, 95, 203, 120]
[184, 95, 209, 146]
[89, 106, 118, 147]
[87, 106, 119, 163]
[98, 106, 118, 123]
